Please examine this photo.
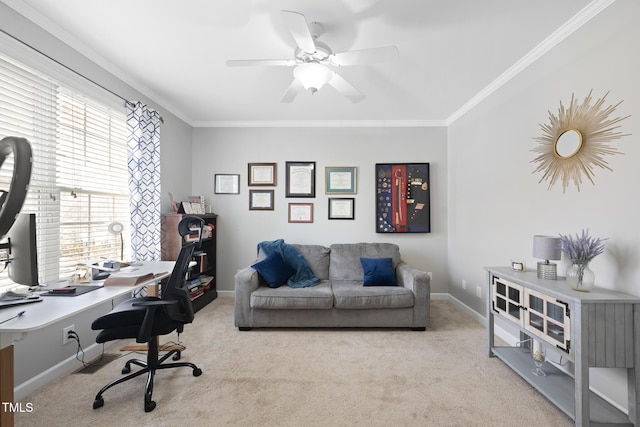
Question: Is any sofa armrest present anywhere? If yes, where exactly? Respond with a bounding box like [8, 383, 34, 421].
[234, 266, 260, 328]
[396, 262, 430, 329]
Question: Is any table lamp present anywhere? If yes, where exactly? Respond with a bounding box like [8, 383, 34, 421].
[533, 235, 561, 280]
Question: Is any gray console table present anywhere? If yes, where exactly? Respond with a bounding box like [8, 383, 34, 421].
[486, 266, 640, 426]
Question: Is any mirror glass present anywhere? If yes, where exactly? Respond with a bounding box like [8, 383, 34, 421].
[554, 129, 582, 158]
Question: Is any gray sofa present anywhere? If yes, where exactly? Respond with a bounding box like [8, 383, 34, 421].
[234, 242, 430, 330]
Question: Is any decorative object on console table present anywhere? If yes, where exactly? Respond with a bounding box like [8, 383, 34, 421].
[559, 228, 606, 292]
[161, 213, 217, 311]
[532, 235, 561, 280]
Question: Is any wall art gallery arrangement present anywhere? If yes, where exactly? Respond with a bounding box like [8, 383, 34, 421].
[222, 161, 430, 232]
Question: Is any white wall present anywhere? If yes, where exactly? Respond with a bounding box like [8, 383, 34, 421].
[191, 126, 448, 293]
[448, 0, 640, 411]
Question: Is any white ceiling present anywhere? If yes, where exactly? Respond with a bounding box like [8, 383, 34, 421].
[4, 0, 605, 127]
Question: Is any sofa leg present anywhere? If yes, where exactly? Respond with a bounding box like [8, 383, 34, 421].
[411, 327, 426, 331]
[238, 327, 252, 331]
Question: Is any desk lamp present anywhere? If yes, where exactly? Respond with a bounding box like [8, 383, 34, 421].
[108, 221, 124, 260]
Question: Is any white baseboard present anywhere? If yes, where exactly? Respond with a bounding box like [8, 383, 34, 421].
[15, 341, 115, 402]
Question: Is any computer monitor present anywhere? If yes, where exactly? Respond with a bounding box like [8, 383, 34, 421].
[6, 213, 39, 286]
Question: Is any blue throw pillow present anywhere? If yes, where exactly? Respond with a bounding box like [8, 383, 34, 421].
[251, 252, 295, 288]
[360, 257, 397, 286]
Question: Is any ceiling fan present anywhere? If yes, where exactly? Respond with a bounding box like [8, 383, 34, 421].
[226, 10, 398, 103]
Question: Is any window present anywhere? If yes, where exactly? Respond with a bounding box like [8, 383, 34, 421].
[0, 53, 129, 287]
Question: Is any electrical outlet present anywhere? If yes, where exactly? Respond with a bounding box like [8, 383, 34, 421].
[62, 325, 75, 345]
[476, 286, 482, 298]
[462, 279, 466, 289]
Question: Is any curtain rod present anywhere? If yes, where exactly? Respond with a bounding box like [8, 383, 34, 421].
[1, 29, 164, 124]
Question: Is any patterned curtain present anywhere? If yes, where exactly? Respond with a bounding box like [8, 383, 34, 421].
[126, 101, 161, 261]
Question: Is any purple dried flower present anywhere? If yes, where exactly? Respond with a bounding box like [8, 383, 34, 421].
[559, 229, 607, 264]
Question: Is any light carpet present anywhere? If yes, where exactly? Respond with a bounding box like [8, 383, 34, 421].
[15, 297, 573, 427]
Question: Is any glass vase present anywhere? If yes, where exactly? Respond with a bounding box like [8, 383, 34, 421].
[566, 261, 595, 292]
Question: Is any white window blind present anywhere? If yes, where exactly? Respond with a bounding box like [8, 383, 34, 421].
[0, 53, 129, 286]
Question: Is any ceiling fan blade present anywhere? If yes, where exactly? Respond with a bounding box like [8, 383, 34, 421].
[327, 72, 365, 103]
[280, 79, 305, 103]
[281, 10, 316, 54]
[330, 46, 399, 67]
[226, 59, 296, 67]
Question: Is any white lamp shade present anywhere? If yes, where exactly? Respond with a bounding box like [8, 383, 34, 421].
[293, 63, 333, 93]
[533, 235, 561, 261]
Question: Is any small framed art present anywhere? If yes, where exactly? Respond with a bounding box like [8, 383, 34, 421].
[288, 203, 313, 223]
[249, 190, 274, 210]
[285, 161, 315, 198]
[248, 163, 277, 186]
[214, 174, 240, 194]
[325, 166, 357, 194]
[375, 163, 430, 233]
[328, 198, 355, 220]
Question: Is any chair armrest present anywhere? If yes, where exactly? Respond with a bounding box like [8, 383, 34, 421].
[234, 266, 260, 328]
[396, 262, 430, 329]
[133, 299, 177, 343]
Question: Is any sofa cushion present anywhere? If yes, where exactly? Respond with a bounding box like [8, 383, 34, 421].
[251, 280, 333, 310]
[360, 257, 397, 286]
[329, 243, 401, 282]
[251, 252, 295, 288]
[292, 244, 331, 280]
[332, 282, 414, 309]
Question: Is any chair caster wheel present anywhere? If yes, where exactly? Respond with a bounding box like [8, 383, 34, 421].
[172, 351, 181, 361]
[93, 397, 104, 409]
[144, 394, 156, 412]
[122, 365, 131, 374]
[193, 368, 202, 377]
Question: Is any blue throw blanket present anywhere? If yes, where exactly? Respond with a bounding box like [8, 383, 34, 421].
[257, 239, 319, 288]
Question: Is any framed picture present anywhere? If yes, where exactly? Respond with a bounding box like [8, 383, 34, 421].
[249, 190, 274, 210]
[214, 174, 240, 194]
[325, 166, 357, 194]
[248, 163, 277, 186]
[288, 203, 313, 223]
[375, 163, 430, 233]
[285, 161, 315, 198]
[328, 198, 355, 220]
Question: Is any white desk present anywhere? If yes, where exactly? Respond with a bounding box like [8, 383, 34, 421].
[0, 261, 173, 426]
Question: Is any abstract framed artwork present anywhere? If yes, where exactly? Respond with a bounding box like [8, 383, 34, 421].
[375, 163, 430, 233]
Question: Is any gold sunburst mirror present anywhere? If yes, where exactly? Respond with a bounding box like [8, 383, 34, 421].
[531, 90, 630, 192]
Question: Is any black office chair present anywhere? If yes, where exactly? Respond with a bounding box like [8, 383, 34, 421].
[91, 216, 205, 412]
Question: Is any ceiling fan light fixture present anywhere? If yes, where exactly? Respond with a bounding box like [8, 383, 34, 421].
[293, 62, 332, 94]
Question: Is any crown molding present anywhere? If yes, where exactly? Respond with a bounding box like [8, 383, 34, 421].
[192, 119, 448, 128]
[445, 0, 616, 126]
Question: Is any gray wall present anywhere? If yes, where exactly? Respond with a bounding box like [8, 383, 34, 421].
[0, 2, 193, 398]
[447, 0, 640, 411]
[191, 126, 448, 294]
